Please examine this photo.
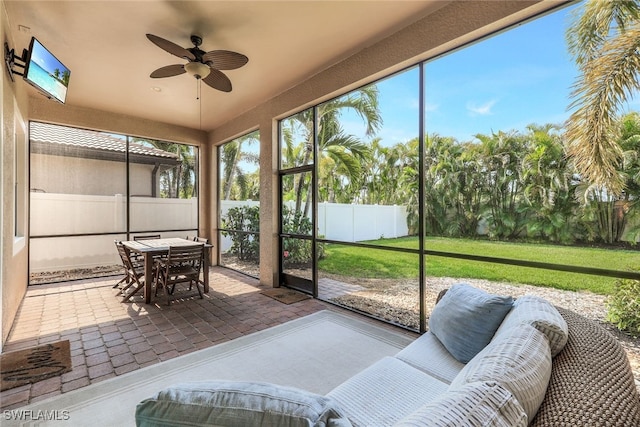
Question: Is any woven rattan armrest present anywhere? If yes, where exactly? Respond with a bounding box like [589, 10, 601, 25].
[530, 306, 640, 426]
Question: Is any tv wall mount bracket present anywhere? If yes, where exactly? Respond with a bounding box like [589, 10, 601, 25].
[4, 42, 28, 82]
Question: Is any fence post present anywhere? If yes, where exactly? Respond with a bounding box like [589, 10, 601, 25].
[393, 204, 397, 238]
[115, 193, 125, 232]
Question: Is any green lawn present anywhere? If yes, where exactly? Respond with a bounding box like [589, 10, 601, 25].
[318, 236, 640, 295]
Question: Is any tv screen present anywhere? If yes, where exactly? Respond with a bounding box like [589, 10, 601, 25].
[23, 37, 70, 104]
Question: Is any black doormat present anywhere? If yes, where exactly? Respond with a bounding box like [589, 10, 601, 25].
[1, 340, 72, 391]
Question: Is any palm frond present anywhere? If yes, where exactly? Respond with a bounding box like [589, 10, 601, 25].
[566, 25, 640, 194]
[567, 0, 640, 66]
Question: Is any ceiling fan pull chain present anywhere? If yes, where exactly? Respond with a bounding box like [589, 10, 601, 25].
[198, 79, 203, 130]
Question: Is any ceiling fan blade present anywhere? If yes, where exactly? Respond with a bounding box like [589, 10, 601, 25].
[202, 69, 232, 92]
[202, 50, 248, 70]
[146, 34, 195, 61]
[150, 64, 186, 78]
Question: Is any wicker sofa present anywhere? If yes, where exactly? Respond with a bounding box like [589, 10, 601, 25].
[136, 285, 640, 427]
[531, 306, 640, 426]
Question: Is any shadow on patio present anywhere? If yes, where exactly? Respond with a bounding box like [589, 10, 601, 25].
[0, 267, 333, 410]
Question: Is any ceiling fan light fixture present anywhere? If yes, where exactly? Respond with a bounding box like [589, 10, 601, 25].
[184, 61, 210, 79]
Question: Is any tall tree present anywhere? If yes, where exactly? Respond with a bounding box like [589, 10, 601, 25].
[476, 130, 530, 239]
[565, 0, 640, 195]
[522, 124, 578, 243]
[578, 112, 640, 243]
[284, 85, 382, 214]
[134, 138, 196, 198]
[219, 131, 260, 201]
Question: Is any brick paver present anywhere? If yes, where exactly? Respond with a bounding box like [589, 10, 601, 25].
[0, 267, 329, 410]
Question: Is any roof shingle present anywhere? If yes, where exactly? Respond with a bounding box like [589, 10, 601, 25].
[30, 122, 179, 160]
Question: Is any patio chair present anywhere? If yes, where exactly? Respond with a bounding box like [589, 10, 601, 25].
[154, 245, 204, 306]
[114, 240, 147, 302]
[192, 237, 211, 281]
[114, 239, 145, 289]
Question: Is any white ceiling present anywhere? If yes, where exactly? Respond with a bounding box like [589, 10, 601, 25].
[4, 1, 451, 132]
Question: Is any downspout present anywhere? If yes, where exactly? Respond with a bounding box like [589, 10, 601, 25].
[151, 163, 160, 197]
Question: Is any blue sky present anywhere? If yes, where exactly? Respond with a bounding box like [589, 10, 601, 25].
[31, 38, 69, 75]
[246, 1, 640, 169]
[342, 2, 583, 145]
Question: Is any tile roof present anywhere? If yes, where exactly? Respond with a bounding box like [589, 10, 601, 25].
[30, 122, 179, 159]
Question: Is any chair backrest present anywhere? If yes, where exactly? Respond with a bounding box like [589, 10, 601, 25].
[193, 236, 209, 244]
[167, 245, 203, 270]
[134, 234, 161, 241]
[115, 240, 136, 270]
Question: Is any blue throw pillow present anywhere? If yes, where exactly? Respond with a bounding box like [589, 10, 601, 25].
[428, 283, 513, 363]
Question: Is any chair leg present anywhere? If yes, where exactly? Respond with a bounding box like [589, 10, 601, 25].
[113, 276, 127, 289]
[194, 280, 203, 299]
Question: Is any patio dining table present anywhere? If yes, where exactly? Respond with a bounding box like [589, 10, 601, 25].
[122, 237, 212, 304]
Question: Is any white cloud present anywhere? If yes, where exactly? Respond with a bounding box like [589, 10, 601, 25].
[424, 102, 438, 112]
[467, 99, 497, 116]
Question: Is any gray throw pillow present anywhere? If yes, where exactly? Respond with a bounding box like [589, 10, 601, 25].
[135, 380, 352, 427]
[428, 283, 513, 363]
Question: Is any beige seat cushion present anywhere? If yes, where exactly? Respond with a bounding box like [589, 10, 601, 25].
[395, 331, 465, 384]
[328, 356, 449, 426]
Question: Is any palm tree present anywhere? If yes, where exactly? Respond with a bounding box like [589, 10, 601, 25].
[476, 130, 530, 239]
[133, 138, 197, 198]
[565, 0, 640, 195]
[522, 124, 577, 243]
[219, 131, 260, 201]
[284, 85, 382, 214]
[578, 112, 640, 243]
[360, 138, 416, 206]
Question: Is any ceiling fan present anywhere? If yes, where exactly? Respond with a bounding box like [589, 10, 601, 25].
[146, 33, 248, 92]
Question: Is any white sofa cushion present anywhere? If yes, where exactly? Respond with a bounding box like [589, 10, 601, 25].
[395, 331, 465, 384]
[494, 295, 568, 357]
[135, 380, 352, 427]
[428, 283, 514, 363]
[328, 356, 449, 427]
[449, 324, 552, 422]
[394, 381, 527, 427]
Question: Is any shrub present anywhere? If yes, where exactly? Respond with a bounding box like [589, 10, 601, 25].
[221, 206, 260, 262]
[606, 279, 640, 337]
[281, 206, 325, 266]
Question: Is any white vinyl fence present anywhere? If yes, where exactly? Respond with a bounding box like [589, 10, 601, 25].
[219, 201, 408, 251]
[318, 202, 408, 242]
[29, 193, 409, 273]
[30, 193, 198, 272]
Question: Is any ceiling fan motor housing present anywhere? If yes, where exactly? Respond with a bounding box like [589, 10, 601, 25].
[188, 35, 208, 64]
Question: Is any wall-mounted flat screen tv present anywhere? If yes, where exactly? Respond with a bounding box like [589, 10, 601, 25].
[23, 37, 70, 104]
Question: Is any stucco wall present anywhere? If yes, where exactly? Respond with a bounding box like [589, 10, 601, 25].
[30, 154, 157, 196]
[1, 0, 30, 349]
